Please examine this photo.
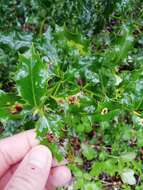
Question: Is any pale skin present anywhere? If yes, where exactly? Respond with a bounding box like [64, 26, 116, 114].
[0, 130, 71, 190]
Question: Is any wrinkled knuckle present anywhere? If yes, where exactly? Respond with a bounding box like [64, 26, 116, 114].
[0, 146, 13, 166]
[7, 175, 35, 190]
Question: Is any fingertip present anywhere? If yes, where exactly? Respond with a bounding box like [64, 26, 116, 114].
[28, 145, 52, 169]
[5, 145, 53, 190]
[0, 130, 39, 177]
[25, 129, 39, 147]
[31, 145, 52, 158]
[48, 166, 72, 187]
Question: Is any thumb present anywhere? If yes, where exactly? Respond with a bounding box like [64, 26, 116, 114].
[5, 145, 52, 190]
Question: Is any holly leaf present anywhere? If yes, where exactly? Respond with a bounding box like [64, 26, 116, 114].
[121, 169, 136, 185]
[36, 115, 63, 161]
[15, 45, 49, 107]
[36, 115, 52, 140]
[120, 152, 136, 162]
[81, 144, 96, 161]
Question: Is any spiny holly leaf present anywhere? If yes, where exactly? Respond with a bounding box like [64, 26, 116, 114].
[115, 26, 134, 64]
[36, 115, 63, 161]
[102, 25, 134, 67]
[0, 90, 23, 120]
[36, 115, 52, 140]
[15, 46, 49, 107]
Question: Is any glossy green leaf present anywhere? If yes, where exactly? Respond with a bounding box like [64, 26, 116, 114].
[120, 152, 136, 162]
[121, 169, 136, 185]
[15, 46, 49, 107]
[35, 114, 64, 161]
[81, 144, 96, 161]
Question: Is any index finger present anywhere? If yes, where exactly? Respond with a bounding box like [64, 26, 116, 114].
[0, 129, 39, 177]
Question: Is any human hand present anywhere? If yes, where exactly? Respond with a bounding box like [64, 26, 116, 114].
[0, 130, 71, 190]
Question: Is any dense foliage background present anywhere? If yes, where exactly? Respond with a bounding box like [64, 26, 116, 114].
[0, 0, 143, 189]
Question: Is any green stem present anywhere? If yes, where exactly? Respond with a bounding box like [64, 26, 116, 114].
[39, 17, 47, 38]
[53, 81, 62, 96]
